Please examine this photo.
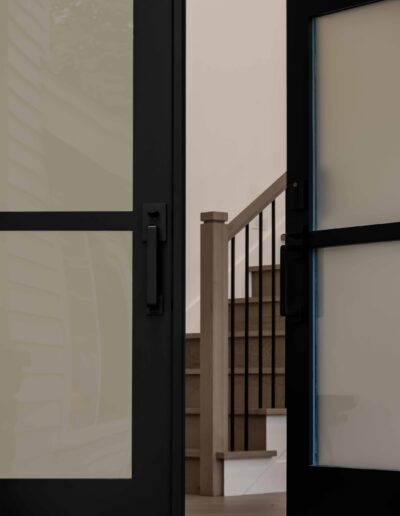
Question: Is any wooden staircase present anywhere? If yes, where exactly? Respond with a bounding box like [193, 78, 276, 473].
[185, 265, 286, 494]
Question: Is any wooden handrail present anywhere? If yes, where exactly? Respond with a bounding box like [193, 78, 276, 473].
[226, 172, 287, 240]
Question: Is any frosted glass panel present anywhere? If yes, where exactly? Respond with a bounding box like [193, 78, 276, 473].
[316, 242, 400, 470]
[315, 0, 400, 230]
[0, 1, 133, 211]
[0, 232, 132, 478]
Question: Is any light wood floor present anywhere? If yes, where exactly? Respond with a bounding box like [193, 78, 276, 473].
[186, 493, 286, 516]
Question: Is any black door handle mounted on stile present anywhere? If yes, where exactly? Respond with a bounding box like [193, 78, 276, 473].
[146, 225, 159, 307]
[280, 234, 306, 321]
[280, 245, 288, 317]
[143, 203, 167, 315]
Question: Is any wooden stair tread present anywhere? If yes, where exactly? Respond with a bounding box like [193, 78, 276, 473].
[186, 408, 286, 416]
[248, 265, 281, 272]
[230, 330, 285, 337]
[216, 450, 278, 461]
[186, 333, 200, 340]
[229, 296, 281, 305]
[262, 408, 286, 416]
[185, 367, 285, 376]
[185, 449, 200, 459]
[186, 330, 285, 340]
[185, 449, 279, 461]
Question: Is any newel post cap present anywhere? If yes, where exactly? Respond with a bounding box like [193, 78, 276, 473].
[200, 211, 228, 223]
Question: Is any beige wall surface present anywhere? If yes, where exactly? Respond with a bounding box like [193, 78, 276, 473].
[186, 0, 287, 332]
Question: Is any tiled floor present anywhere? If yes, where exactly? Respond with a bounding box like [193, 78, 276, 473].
[186, 493, 286, 516]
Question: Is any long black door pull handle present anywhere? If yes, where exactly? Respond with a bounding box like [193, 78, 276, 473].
[280, 245, 288, 317]
[143, 203, 167, 315]
[279, 234, 305, 321]
[147, 225, 159, 307]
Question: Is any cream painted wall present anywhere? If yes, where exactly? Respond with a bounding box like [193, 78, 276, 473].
[186, 0, 287, 332]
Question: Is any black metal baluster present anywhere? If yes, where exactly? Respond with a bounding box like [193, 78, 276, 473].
[244, 225, 250, 451]
[271, 201, 276, 409]
[258, 213, 263, 409]
[230, 238, 236, 451]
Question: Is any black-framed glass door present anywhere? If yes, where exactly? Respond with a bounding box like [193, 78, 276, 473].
[286, 0, 400, 514]
[0, 1, 185, 515]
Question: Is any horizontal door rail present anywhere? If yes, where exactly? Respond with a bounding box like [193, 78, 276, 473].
[309, 222, 400, 248]
[0, 212, 135, 231]
[227, 173, 287, 240]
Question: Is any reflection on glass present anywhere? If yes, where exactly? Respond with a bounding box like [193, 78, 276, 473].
[316, 243, 400, 471]
[0, 232, 132, 478]
[0, 0, 133, 211]
[315, 0, 400, 230]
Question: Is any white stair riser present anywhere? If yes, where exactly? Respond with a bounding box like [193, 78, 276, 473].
[223, 415, 286, 496]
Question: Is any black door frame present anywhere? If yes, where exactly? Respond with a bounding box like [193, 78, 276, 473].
[287, 0, 400, 514]
[0, 1, 185, 515]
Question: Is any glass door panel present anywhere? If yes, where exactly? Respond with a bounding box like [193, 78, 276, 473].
[0, 231, 132, 478]
[0, 0, 133, 211]
[315, 0, 400, 230]
[315, 242, 400, 471]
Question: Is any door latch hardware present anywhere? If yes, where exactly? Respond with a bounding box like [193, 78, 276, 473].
[287, 179, 307, 211]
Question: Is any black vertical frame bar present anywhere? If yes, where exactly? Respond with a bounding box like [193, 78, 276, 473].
[258, 213, 263, 408]
[230, 238, 236, 451]
[244, 225, 250, 451]
[133, 0, 174, 512]
[0, 1, 185, 515]
[271, 201, 276, 409]
[170, 0, 185, 513]
[287, 1, 400, 515]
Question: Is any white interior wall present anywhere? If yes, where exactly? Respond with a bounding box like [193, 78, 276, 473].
[186, 0, 287, 333]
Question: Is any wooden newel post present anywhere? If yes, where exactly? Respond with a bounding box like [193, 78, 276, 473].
[200, 211, 229, 496]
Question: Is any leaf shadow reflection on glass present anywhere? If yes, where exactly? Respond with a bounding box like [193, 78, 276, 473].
[2, 0, 134, 211]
